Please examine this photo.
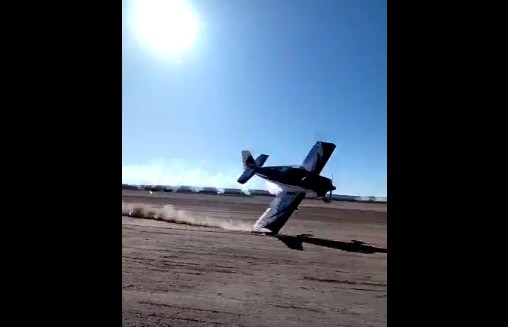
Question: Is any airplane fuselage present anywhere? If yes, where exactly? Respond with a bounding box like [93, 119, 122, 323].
[254, 165, 335, 197]
[236, 141, 337, 234]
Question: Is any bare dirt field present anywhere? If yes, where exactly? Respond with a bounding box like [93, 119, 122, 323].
[122, 191, 387, 327]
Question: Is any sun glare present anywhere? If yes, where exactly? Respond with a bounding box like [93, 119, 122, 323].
[131, 0, 199, 56]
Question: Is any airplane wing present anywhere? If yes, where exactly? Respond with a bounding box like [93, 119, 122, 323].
[253, 192, 307, 234]
[300, 141, 336, 175]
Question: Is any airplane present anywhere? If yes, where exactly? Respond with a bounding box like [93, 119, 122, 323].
[237, 141, 337, 235]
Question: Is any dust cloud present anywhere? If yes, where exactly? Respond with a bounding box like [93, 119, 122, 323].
[122, 202, 269, 233]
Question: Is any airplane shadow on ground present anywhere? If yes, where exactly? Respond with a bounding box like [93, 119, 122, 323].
[273, 234, 388, 254]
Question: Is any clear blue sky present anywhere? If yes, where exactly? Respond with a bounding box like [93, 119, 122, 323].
[122, 0, 386, 197]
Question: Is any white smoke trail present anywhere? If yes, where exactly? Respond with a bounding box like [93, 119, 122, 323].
[122, 160, 257, 190]
[265, 180, 282, 195]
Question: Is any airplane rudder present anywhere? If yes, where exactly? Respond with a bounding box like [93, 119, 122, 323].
[242, 150, 256, 168]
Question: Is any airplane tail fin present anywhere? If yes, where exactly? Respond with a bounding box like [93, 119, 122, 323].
[241, 151, 256, 169]
[237, 151, 269, 184]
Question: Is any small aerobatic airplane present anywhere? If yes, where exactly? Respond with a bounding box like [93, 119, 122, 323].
[237, 141, 337, 235]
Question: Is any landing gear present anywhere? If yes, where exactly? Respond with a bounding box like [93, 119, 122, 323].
[322, 174, 335, 203]
[316, 174, 335, 203]
[322, 184, 334, 203]
[321, 196, 332, 203]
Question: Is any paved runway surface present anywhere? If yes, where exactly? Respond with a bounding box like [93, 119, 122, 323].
[122, 191, 387, 327]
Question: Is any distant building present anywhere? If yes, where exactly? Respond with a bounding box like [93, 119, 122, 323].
[354, 196, 375, 202]
[176, 186, 195, 193]
[199, 187, 218, 195]
[138, 185, 151, 191]
[248, 189, 272, 196]
[122, 184, 138, 190]
[147, 185, 165, 192]
[331, 194, 356, 202]
[222, 188, 247, 196]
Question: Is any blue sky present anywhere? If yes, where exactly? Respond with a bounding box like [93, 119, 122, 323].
[122, 0, 386, 197]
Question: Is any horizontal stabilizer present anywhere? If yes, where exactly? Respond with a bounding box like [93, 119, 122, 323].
[237, 168, 256, 184]
[255, 154, 269, 167]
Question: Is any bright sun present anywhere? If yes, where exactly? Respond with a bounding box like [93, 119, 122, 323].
[131, 0, 199, 56]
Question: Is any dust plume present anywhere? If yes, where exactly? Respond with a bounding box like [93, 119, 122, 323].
[122, 202, 270, 233]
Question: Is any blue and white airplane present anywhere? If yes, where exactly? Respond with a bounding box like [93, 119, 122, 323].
[237, 141, 337, 235]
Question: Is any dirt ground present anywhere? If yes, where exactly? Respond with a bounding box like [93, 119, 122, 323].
[122, 191, 387, 327]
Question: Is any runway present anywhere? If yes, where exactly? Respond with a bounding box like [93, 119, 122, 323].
[122, 190, 387, 327]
